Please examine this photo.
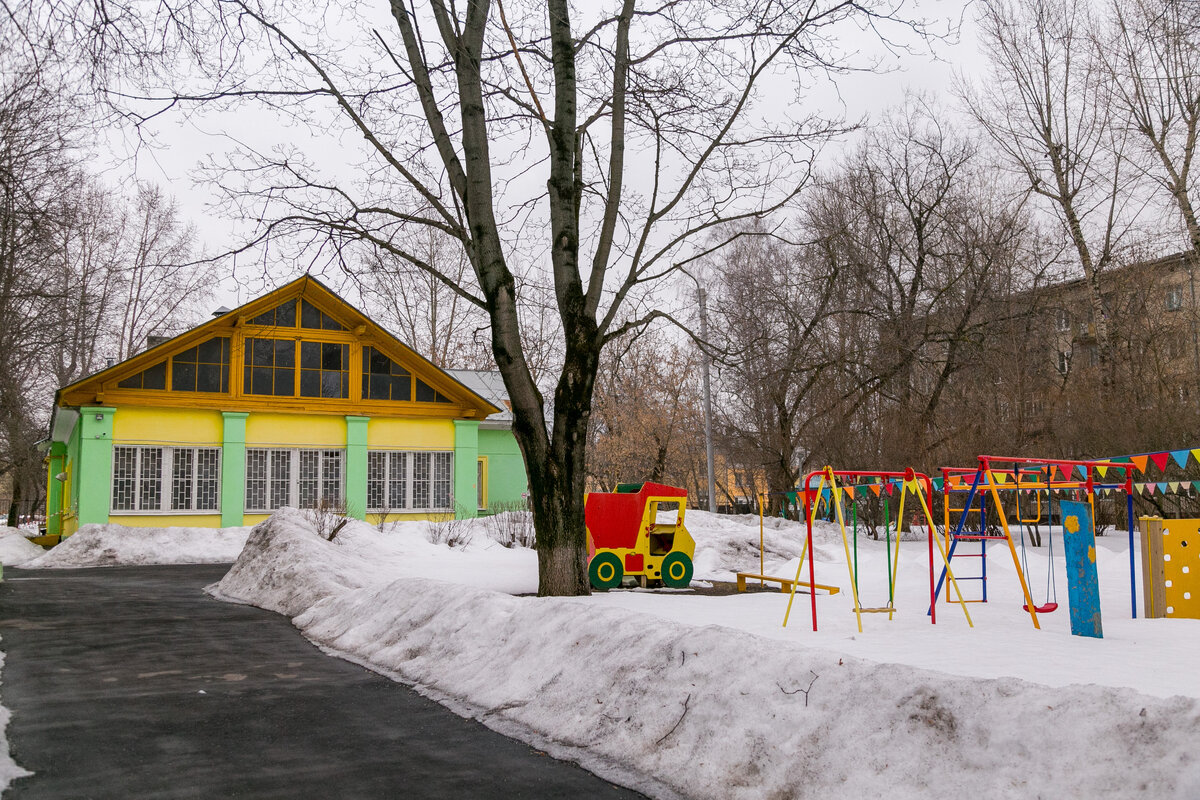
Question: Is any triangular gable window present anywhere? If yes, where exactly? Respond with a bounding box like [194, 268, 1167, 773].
[117, 361, 166, 390]
[415, 378, 452, 404]
[249, 298, 297, 327]
[301, 299, 345, 331]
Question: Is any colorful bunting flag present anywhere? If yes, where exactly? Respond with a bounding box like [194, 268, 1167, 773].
[1130, 455, 1150, 474]
[1150, 452, 1170, 472]
[1169, 481, 1181, 494]
[931, 478, 943, 491]
[1158, 482, 1170, 494]
[1145, 483, 1156, 495]
[994, 472, 1008, 484]
[1171, 449, 1191, 469]
[869, 484, 881, 497]
[1096, 465, 1109, 478]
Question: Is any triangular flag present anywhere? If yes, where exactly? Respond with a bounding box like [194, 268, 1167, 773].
[883, 482, 894, 496]
[1192, 449, 1200, 466]
[1193, 480, 1200, 493]
[869, 484, 881, 496]
[1130, 455, 1150, 474]
[1134, 483, 1144, 494]
[1169, 481, 1181, 493]
[1058, 463, 1074, 480]
[1145, 483, 1156, 495]
[1158, 482, 1169, 493]
[1111, 455, 1131, 463]
[1096, 465, 1109, 478]
[1150, 452, 1170, 472]
[932, 478, 943, 491]
[994, 472, 1008, 484]
[1171, 449, 1191, 469]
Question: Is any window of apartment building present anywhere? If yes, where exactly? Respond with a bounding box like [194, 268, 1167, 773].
[1166, 286, 1184, 311]
[1054, 309, 1070, 332]
[112, 446, 220, 512]
[1056, 350, 1070, 375]
[245, 448, 344, 511]
[366, 450, 453, 511]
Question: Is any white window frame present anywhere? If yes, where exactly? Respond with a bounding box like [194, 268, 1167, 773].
[111, 445, 221, 514]
[366, 450, 453, 512]
[1166, 286, 1184, 311]
[1054, 308, 1070, 332]
[244, 448, 345, 512]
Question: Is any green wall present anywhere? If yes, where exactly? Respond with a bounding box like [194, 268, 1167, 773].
[479, 428, 528, 510]
[77, 407, 115, 526]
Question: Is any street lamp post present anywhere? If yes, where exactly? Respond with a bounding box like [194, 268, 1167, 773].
[697, 286, 717, 513]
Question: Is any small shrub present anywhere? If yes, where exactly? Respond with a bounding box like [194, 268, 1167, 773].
[483, 499, 536, 548]
[304, 497, 349, 541]
[425, 505, 475, 548]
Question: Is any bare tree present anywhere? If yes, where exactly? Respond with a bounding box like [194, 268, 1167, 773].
[58, 0, 931, 594]
[353, 225, 492, 369]
[965, 0, 1135, 378]
[1100, 0, 1200, 374]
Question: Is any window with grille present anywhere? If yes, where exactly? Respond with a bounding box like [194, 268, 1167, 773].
[1167, 286, 1184, 311]
[366, 450, 452, 511]
[249, 298, 297, 327]
[300, 299, 345, 331]
[245, 448, 344, 511]
[111, 446, 220, 512]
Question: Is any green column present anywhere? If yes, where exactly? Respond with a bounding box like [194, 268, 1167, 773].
[221, 412, 249, 527]
[453, 420, 480, 519]
[345, 416, 369, 520]
[45, 441, 67, 536]
[77, 407, 115, 526]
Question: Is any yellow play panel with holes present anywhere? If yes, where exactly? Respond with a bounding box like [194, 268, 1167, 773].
[1140, 517, 1200, 619]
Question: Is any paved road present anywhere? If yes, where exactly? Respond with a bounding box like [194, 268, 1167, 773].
[0, 565, 646, 800]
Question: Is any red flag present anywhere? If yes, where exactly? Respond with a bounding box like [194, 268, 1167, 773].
[1149, 452, 1170, 473]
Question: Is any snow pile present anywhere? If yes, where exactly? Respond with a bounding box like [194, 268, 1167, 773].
[22, 523, 251, 569]
[0, 529, 45, 567]
[215, 510, 1200, 799]
[0, 649, 31, 792]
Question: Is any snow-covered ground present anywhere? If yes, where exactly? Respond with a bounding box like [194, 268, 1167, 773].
[20, 523, 251, 569]
[206, 507, 1200, 798]
[0, 530, 44, 567]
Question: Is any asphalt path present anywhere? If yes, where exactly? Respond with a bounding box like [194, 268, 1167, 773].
[0, 565, 647, 800]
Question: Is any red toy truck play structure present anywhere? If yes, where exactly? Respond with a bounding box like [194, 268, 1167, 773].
[585, 482, 696, 590]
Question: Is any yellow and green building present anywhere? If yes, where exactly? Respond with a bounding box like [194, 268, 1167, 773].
[43, 276, 528, 536]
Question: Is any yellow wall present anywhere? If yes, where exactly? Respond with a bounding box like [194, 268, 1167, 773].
[109, 514, 224, 528]
[367, 417, 454, 450]
[113, 407, 224, 444]
[246, 412, 347, 447]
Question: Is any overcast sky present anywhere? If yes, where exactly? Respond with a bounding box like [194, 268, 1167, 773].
[112, 0, 984, 315]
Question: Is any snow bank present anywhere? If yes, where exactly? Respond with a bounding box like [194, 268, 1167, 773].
[22, 523, 251, 569]
[0, 529, 45, 567]
[0, 648, 32, 792]
[215, 510, 1200, 799]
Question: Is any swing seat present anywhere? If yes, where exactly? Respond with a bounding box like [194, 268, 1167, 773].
[1023, 602, 1058, 613]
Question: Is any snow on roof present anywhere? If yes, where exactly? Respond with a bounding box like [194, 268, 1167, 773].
[446, 369, 513, 427]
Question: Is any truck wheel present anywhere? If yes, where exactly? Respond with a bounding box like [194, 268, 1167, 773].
[589, 552, 624, 590]
[661, 552, 693, 588]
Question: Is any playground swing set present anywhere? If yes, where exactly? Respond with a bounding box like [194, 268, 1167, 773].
[781, 466, 973, 633]
[932, 455, 1137, 629]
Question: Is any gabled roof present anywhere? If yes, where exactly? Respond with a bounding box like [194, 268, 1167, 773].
[55, 275, 501, 420]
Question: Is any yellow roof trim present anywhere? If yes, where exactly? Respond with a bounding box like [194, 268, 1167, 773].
[56, 275, 501, 417]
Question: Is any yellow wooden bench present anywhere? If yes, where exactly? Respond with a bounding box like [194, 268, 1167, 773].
[735, 572, 840, 595]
